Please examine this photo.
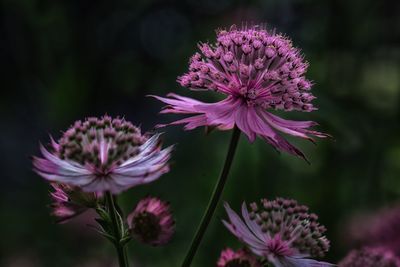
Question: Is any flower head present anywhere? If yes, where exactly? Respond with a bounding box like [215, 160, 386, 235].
[50, 183, 97, 223]
[152, 25, 328, 161]
[127, 196, 175, 246]
[223, 198, 334, 267]
[33, 115, 173, 194]
[339, 247, 400, 267]
[217, 248, 261, 267]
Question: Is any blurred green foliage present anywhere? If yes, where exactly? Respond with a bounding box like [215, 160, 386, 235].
[1, 0, 400, 266]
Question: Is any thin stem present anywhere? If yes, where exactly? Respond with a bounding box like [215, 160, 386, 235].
[181, 126, 241, 267]
[105, 192, 129, 267]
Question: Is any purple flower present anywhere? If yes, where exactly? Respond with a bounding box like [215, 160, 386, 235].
[127, 196, 175, 246]
[345, 204, 400, 256]
[217, 248, 261, 267]
[33, 115, 173, 194]
[339, 247, 400, 267]
[223, 198, 334, 267]
[152, 25, 328, 160]
[50, 183, 96, 223]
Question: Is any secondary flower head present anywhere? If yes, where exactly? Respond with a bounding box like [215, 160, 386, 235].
[223, 198, 333, 267]
[152, 25, 328, 160]
[33, 115, 173, 194]
[50, 183, 97, 223]
[339, 247, 400, 267]
[345, 204, 400, 256]
[127, 196, 175, 246]
[217, 248, 261, 267]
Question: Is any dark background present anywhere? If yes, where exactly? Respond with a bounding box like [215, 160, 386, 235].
[1, 0, 400, 266]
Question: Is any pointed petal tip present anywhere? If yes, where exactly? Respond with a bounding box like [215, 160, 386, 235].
[309, 138, 317, 145]
[223, 201, 231, 210]
[154, 124, 167, 129]
[299, 154, 311, 165]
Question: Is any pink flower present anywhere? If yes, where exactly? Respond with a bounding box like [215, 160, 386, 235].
[50, 183, 97, 223]
[217, 247, 261, 267]
[127, 196, 175, 246]
[33, 115, 173, 194]
[339, 247, 400, 267]
[223, 198, 334, 267]
[152, 25, 329, 161]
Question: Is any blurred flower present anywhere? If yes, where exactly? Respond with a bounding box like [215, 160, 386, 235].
[339, 247, 400, 267]
[217, 247, 261, 267]
[345, 204, 400, 256]
[33, 115, 173, 193]
[223, 197, 333, 267]
[152, 25, 328, 161]
[50, 183, 97, 223]
[127, 196, 175, 246]
[1, 251, 41, 267]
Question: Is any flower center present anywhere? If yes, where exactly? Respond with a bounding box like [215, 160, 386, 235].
[266, 235, 293, 257]
[131, 211, 162, 243]
[237, 86, 267, 108]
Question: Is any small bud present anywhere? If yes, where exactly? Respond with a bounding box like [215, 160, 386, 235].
[127, 197, 175, 246]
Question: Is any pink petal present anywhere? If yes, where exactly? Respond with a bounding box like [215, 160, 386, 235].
[223, 203, 268, 250]
[241, 202, 271, 243]
[234, 104, 257, 142]
[247, 108, 308, 161]
[263, 112, 329, 139]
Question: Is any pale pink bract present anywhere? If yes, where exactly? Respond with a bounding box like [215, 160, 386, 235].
[33, 116, 173, 194]
[223, 198, 334, 267]
[152, 25, 329, 160]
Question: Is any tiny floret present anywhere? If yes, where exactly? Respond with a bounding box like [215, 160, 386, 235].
[223, 197, 334, 267]
[339, 247, 400, 267]
[33, 115, 173, 193]
[217, 248, 261, 267]
[152, 25, 329, 161]
[127, 196, 175, 246]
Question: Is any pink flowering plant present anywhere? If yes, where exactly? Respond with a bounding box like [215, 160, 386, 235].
[222, 198, 333, 267]
[152, 25, 328, 161]
[32, 24, 336, 267]
[33, 115, 174, 267]
[152, 24, 329, 266]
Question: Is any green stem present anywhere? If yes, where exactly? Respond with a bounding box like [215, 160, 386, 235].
[181, 126, 241, 267]
[105, 192, 129, 267]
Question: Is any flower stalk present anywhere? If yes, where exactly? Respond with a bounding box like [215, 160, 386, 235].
[105, 192, 129, 267]
[181, 126, 241, 267]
